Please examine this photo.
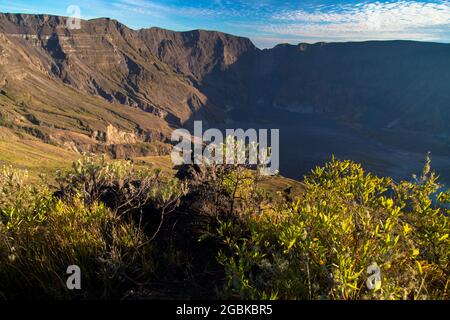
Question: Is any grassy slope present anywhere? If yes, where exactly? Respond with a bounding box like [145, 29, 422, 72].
[0, 129, 77, 177]
[136, 155, 305, 195]
[0, 127, 304, 194]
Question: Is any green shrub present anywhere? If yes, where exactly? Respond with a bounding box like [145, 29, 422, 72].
[216, 157, 449, 300]
[0, 155, 188, 300]
[1, 154, 448, 300]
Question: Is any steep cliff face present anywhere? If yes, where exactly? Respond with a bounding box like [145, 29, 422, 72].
[0, 13, 248, 155]
[0, 17, 152, 155]
[139, 27, 450, 133]
[138, 27, 258, 117]
[247, 41, 450, 132]
[0, 13, 228, 126]
[1, 13, 450, 165]
[139, 27, 256, 81]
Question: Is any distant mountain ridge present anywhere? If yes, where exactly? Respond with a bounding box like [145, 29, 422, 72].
[0, 13, 450, 180]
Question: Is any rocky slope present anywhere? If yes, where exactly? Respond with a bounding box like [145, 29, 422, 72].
[0, 13, 449, 181]
[0, 13, 247, 155]
[140, 28, 450, 134]
[249, 41, 450, 132]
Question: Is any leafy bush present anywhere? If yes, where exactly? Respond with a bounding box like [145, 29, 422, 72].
[0, 154, 448, 300]
[216, 156, 449, 300]
[0, 155, 187, 300]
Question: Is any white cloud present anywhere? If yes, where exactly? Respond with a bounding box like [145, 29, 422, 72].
[114, 0, 450, 45]
[112, 0, 219, 19]
[264, 1, 450, 42]
[112, 0, 248, 19]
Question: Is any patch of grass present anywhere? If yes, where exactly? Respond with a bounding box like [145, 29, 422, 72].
[134, 155, 177, 175]
[0, 138, 77, 178]
[135, 155, 305, 195]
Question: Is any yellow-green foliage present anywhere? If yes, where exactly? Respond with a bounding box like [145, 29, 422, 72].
[0, 155, 448, 300]
[0, 156, 187, 300]
[217, 157, 449, 300]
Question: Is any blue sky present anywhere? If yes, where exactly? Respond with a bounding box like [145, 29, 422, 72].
[0, 0, 449, 48]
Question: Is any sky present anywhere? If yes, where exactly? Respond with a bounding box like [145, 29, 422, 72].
[0, 0, 449, 48]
